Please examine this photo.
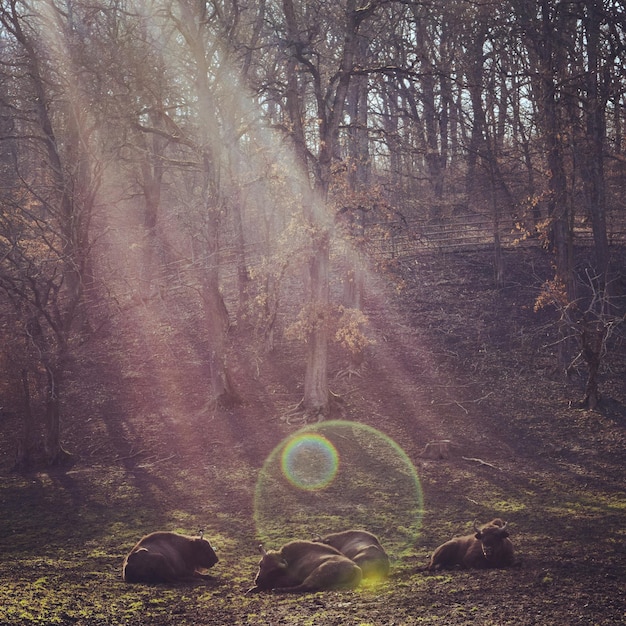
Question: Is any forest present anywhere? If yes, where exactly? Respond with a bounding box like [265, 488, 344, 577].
[1, 1, 625, 624]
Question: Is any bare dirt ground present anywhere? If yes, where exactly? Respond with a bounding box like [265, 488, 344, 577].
[1, 246, 625, 625]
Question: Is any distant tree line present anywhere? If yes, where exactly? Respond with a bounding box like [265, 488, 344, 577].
[1, 0, 624, 467]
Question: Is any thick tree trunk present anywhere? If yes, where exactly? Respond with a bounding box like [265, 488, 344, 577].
[303, 230, 331, 417]
[582, 0, 611, 290]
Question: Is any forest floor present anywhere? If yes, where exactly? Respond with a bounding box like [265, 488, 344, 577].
[1, 245, 625, 625]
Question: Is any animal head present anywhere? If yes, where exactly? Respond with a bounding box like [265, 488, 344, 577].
[253, 545, 289, 590]
[473, 519, 510, 559]
[193, 532, 219, 568]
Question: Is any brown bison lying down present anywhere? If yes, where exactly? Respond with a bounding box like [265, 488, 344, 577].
[123, 531, 218, 583]
[428, 518, 515, 571]
[316, 530, 390, 580]
[248, 540, 363, 593]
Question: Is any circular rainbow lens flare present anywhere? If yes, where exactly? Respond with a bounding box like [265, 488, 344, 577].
[254, 420, 423, 562]
[280, 433, 339, 491]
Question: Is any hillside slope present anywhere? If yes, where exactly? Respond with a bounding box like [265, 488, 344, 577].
[1, 247, 625, 625]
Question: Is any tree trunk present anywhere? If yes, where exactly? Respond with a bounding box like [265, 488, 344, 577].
[412, 5, 445, 201]
[343, 63, 368, 372]
[14, 369, 37, 470]
[491, 169, 504, 288]
[281, 0, 373, 416]
[537, 1, 574, 298]
[582, 0, 611, 290]
[579, 315, 607, 410]
[347, 36, 370, 193]
[203, 205, 241, 409]
[43, 363, 73, 467]
[465, 16, 489, 211]
[175, 0, 240, 408]
[515, 0, 576, 365]
[538, 5, 575, 368]
[303, 226, 331, 417]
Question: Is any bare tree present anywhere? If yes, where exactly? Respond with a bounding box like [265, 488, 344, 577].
[0, 0, 102, 467]
[160, 0, 241, 407]
[579, 0, 612, 290]
[275, 0, 381, 417]
[537, 268, 624, 410]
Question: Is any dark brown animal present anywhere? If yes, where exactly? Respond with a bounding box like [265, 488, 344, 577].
[316, 530, 390, 580]
[427, 518, 515, 571]
[248, 540, 363, 593]
[122, 531, 218, 583]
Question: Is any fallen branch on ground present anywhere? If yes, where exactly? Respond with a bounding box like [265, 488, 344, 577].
[462, 456, 501, 470]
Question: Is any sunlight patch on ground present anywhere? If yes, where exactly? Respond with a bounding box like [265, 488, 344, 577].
[485, 499, 527, 514]
[546, 495, 626, 519]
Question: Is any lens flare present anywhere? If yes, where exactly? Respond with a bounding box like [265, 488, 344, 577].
[254, 420, 423, 563]
[281, 433, 339, 490]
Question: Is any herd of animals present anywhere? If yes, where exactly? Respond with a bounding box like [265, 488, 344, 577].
[122, 519, 516, 591]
